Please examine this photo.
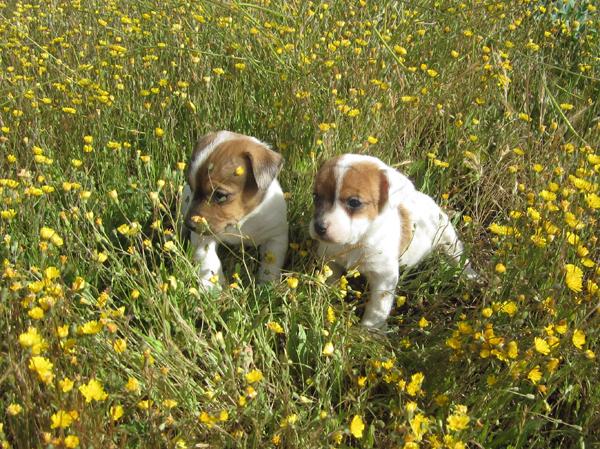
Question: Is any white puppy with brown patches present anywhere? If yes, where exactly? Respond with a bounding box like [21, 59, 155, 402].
[310, 154, 476, 329]
[182, 131, 288, 289]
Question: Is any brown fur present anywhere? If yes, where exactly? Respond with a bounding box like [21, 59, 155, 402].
[338, 161, 388, 219]
[398, 204, 412, 256]
[186, 138, 278, 235]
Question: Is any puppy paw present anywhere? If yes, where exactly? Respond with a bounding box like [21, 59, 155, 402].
[257, 268, 281, 284]
[360, 316, 388, 330]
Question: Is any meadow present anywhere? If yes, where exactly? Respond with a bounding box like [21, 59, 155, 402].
[1, 0, 599, 447]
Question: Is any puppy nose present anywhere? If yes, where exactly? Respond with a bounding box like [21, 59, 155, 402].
[314, 221, 328, 236]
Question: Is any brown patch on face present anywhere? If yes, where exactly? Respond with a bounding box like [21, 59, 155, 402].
[185, 138, 271, 235]
[338, 162, 389, 220]
[398, 204, 413, 255]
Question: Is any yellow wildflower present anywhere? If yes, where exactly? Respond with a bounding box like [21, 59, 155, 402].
[79, 379, 108, 402]
[564, 264, 583, 293]
[572, 329, 586, 349]
[245, 369, 263, 384]
[28, 356, 54, 384]
[350, 415, 365, 438]
[534, 337, 551, 355]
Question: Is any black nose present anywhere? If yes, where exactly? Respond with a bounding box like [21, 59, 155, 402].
[314, 220, 328, 236]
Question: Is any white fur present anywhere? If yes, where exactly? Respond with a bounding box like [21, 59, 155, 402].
[311, 154, 476, 329]
[183, 132, 288, 289]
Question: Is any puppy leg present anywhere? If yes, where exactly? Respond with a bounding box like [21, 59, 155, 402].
[257, 233, 288, 283]
[191, 234, 225, 290]
[361, 268, 399, 329]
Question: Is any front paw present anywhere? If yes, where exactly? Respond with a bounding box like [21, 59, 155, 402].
[257, 268, 280, 284]
[360, 316, 388, 330]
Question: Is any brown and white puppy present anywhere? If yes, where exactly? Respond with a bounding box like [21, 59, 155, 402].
[310, 154, 476, 328]
[182, 131, 288, 289]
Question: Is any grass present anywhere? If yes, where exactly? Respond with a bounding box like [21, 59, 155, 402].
[0, 0, 599, 447]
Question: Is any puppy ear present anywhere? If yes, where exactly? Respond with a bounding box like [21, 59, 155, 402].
[378, 170, 390, 211]
[379, 168, 415, 210]
[244, 143, 283, 191]
[187, 132, 217, 186]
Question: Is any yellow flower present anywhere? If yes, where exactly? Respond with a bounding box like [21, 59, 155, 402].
[110, 404, 124, 421]
[59, 377, 75, 393]
[447, 407, 470, 432]
[410, 413, 430, 441]
[79, 379, 108, 403]
[488, 223, 518, 236]
[367, 135, 378, 144]
[64, 435, 80, 448]
[57, 325, 69, 338]
[322, 341, 334, 356]
[350, 414, 365, 438]
[534, 337, 551, 355]
[155, 127, 164, 138]
[40, 226, 63, 246]
[407, 372, 424, 396]
[287, 277, 299, 289]
[495, 263, 506, 274]
[585, 193, 600, 209]
[51, 410, 77, 429]
[80, 320, 103, 335]
[572, 329, 586, 349]
[418, 317, 430, 328]
[266, 321, 284, 334]
[28, 307, 44, 320]
[163, 399, 178, 408]
[564, 264, 583, 293]
[125, 377, 140, 393]
[527, 366, 542, 384]
[19, 327, 47, 355]
[113, 338, 127, 353]
[245, 369, 263, 384]
[138, 400, 152, 410]
[327, 306, 336, 324]
[234, 166, 245, 176]
[7, 403, 23, 416]
[28, 356, 54, 384]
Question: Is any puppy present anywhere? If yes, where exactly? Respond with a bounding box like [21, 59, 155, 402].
[182, 131, 288, 289]
[310, 154, 476, 328]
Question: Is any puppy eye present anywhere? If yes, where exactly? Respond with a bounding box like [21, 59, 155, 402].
[346, 197, 362, 209]
[212, 190, 230, 204]
[312, 192, 319, 202]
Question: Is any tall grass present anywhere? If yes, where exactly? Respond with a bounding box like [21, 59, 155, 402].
[1, 0, 598, 447]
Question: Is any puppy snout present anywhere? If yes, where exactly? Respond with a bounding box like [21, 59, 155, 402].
[314, 220, 328, 237]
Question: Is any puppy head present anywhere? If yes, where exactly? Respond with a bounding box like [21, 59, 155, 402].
[310, 155, 390, 245]
[185, 132, 282, 236]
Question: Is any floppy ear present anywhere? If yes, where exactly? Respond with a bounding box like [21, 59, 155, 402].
[186, 132, 217, 186]
[378, 169, 390, 212]
[244, 144, 284, 191]
[379, 167, 416, 209]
